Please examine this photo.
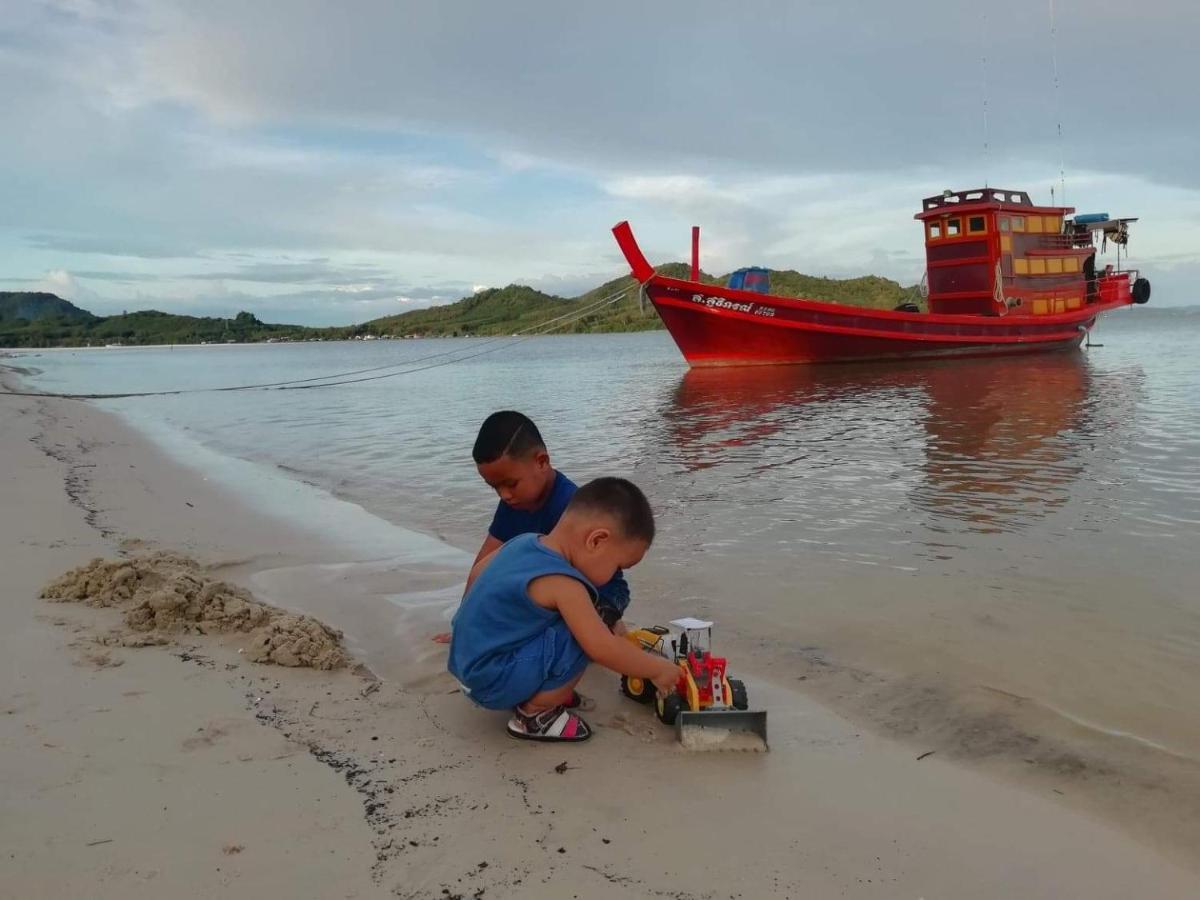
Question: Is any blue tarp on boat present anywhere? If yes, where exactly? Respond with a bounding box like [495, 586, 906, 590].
[728, 267, 770, 294]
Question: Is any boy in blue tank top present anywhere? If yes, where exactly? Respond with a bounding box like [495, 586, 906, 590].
[432, 411, 633, 643]
[448, 477, 679, 741]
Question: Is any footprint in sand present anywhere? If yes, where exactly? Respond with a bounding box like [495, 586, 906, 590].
[182, 721, 234, 751]
[77, 649, 124, 669]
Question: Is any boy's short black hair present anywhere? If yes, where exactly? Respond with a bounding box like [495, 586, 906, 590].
[472, 411, 546, 464]
[566, 477, 655, 545]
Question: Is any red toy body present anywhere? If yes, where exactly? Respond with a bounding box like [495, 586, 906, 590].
[679, 644, 729, 707]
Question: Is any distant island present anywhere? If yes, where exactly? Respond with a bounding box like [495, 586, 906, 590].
[1, 265, 917, 348]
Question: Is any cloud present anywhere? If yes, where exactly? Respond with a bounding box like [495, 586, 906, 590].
[606, 176, 721, 204]
[1133, 257, 1200, 307]
[185, 260, 392, 285]
[33, 269, 100, 304]
[123, 1, 1199, 187]
[1, 0, 1196, 320]
[24, 233, 201, 259]
[519, 272, 619, 298]
[68, 270, 166, 282]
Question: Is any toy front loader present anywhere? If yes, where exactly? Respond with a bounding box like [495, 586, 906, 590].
[623, 619, 768, 751]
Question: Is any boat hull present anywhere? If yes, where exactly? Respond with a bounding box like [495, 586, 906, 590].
[650, 280, 1092, 367]
[613, 221, 1127, 367]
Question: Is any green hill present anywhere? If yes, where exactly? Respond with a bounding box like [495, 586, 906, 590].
[0, 307, 337, 348]
[359, 266, 707, 339]
[353, 263, 915, 338]
[767, 271, 917, 310]
[0, 266, 918, 347]
[559, 263, 722, 334]
[0, 292, 96, 324]
[360, 285, 566, 338]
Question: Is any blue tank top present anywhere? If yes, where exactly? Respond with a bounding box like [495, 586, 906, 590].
[448, 533, 597, 691]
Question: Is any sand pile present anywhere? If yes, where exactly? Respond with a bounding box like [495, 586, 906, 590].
[42, 553, 348, 670]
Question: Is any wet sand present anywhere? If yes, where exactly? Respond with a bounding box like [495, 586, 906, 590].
[3, 370, 1199, 898]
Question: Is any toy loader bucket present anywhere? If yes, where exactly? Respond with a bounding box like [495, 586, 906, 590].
[677, 709, 768, 752]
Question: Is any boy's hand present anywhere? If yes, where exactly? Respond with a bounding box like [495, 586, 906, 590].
[651, 659, 680, 696]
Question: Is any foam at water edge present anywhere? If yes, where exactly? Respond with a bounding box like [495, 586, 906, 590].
[108, 405, 470, 567]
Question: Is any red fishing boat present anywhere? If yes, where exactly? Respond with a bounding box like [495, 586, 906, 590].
[612, 187, 1150, 367]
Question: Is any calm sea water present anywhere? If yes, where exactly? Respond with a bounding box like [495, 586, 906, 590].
[15, 307, 1200, 758]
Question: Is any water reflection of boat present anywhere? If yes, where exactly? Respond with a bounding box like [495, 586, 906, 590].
[912, 354, 1091, 530]
[661, 353, 1107, 532]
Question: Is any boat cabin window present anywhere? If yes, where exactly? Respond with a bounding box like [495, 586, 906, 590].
[927, 221, 942, 241]
[968, 215, 987, 233]
[999, 216, 1011, 232]
[1011, 216, 1026, 232]
[946, 218, 961, 237]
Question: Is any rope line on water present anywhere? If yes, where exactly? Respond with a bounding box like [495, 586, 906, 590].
[0, 287, 631, 400]
[223, 286, 632, 390]
[281, 290, 630, 390]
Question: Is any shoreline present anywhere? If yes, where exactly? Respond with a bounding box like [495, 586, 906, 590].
[2, 330, 666, 353]
[2, 305, 1195, 355]
[3, 366, 1199, 897]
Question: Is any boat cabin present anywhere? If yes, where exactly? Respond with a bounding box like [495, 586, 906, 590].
[915, 188, 1134, 316]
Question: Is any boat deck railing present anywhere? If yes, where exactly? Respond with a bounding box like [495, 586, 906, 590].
[1037, 233, 1095, 250]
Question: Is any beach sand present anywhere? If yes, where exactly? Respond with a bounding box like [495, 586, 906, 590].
[3, 375, 1198, 899]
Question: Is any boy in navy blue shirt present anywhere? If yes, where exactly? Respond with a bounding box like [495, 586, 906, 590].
[432, 411, 632, 643]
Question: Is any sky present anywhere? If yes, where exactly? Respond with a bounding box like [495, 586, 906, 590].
[1, 0, 1197, 325]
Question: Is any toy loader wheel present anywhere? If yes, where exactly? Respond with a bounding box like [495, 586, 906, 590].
[621, 675, 656, 704]
[729, 678, 749, 711]
[656, 693, 683, 726]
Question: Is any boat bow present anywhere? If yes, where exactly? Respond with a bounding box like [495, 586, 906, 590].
[612, 220, 656, 284]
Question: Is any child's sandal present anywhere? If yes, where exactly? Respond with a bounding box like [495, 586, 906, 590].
[506, 705, 592, 742]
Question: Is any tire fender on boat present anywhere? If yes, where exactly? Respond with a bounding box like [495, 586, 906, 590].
[1132, 277, 1151, 305]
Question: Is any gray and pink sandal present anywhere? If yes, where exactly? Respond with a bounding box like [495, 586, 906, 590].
[506, 704, 592, 742]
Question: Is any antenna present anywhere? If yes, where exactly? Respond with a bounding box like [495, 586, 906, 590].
[981, 8, 991, 185]
[1049, 0, 1067, 205]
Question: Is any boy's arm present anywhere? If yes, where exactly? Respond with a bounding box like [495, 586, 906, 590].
[432, 542, 502, 644]
[530, 576, 677, 683]
[464, 534, 504, 595]
[469, 545, 496, 578]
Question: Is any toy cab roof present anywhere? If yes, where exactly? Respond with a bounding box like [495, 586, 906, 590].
[671, 617, 713, 630]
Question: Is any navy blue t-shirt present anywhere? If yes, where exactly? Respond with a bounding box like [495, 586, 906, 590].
[488, 470, 631, 613]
